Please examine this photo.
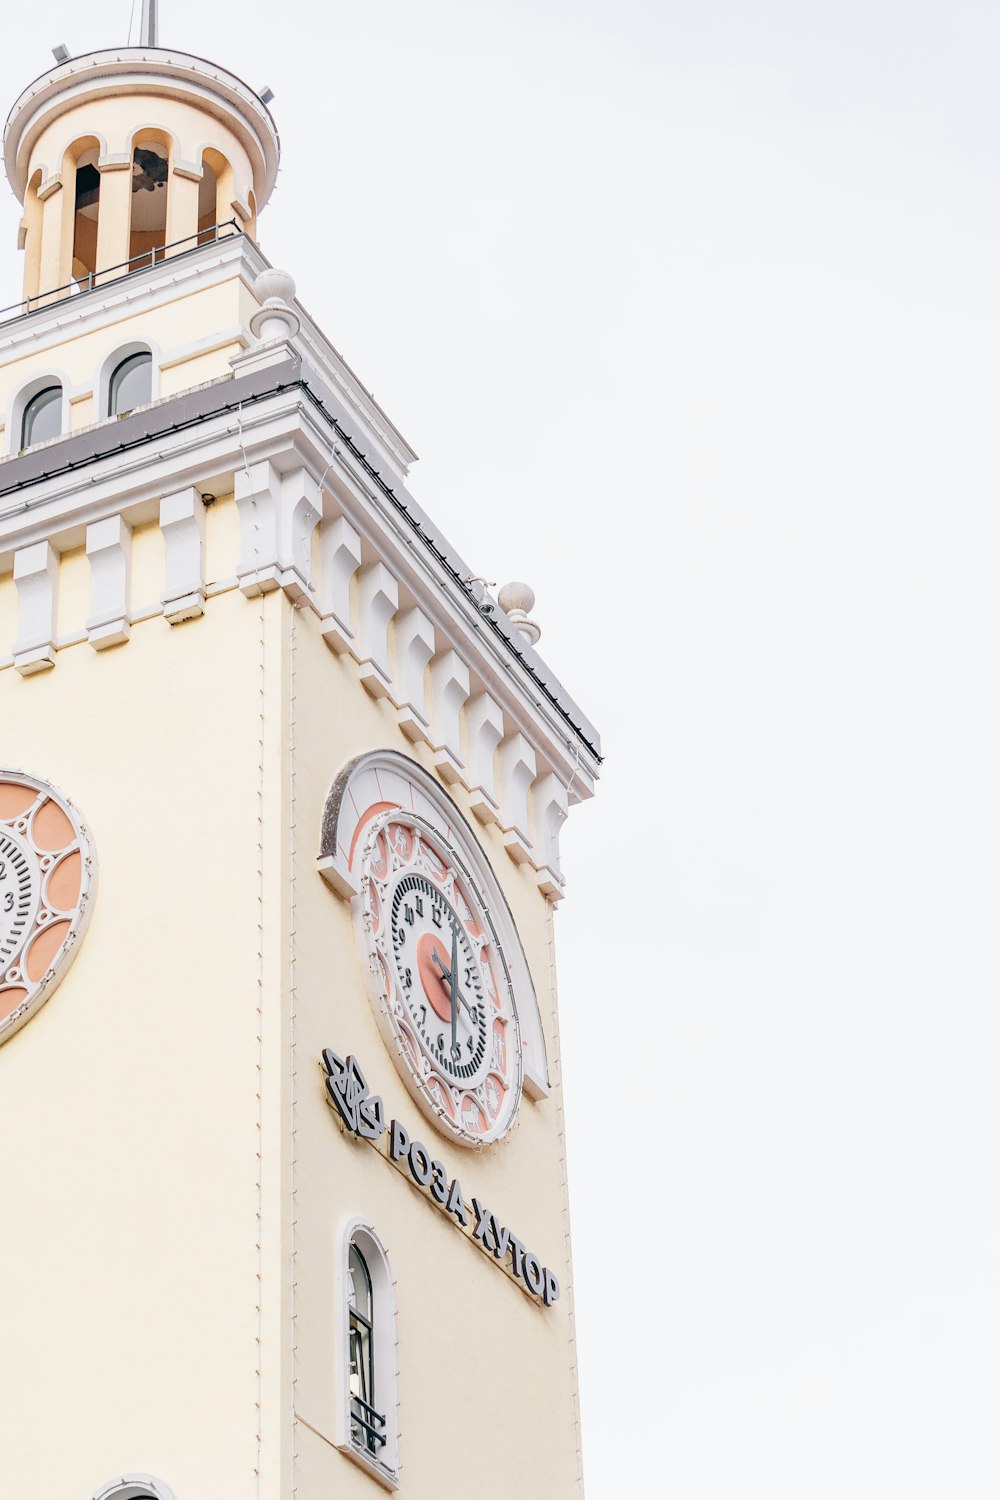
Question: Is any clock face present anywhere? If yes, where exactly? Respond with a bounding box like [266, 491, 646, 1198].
[0, 828, 39, 969]
[0, 771, 96, 1045]
[359, 811, 522, 1145]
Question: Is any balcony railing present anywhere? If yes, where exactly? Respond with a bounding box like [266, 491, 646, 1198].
[0, 219, 244, 329]
[350, 1392, 387, 1452]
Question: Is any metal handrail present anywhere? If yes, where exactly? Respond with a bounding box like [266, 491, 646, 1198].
[0, 219, 243, 327]
[350, 1393, 387, 1447]
[350, 1393, 385, 1423]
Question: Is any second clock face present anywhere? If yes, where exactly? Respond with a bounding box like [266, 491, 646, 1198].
[0, 828, 38, 970]
[0, 770, 96, 1045]
[360, 812, 522, 1145]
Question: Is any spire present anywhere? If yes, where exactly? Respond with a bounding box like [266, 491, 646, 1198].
[139, 0, 158, 47]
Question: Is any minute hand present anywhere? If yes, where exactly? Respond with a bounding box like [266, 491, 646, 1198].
[449, 921, 459, 1055]
[431, 946, 477, 1020]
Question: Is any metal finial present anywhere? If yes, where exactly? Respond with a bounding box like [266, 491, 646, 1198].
[139, 0, 158, 47]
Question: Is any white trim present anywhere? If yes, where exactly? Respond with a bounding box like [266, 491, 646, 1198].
[6, 371, 69, 456]
[97, 339, 160, 421]
[91, 1477, 175, 1500]
[158, 324, 247, 370]
[127, 122, 182, 160]
[0, 384, 598, 801]
[336, 1218, 400, 1489]
[0, 235, 417, 481]
[0, 237, 250, 365]
[5, 50, 280, 207]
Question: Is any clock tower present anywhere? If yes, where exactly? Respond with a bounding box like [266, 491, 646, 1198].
[0, 11, 602, 1500]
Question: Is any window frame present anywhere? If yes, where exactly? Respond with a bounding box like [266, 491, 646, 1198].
[348, 1242, 383, 1455]
[10, 376, 67, 454]
[90, 1477, 175, 1500]
[97, 341, 159, 423]
[338, 1219, 400, 1489]
[107, 349, 153, 418]
[21, 384, 62, 448]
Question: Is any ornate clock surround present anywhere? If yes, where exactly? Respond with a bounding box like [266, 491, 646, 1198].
[318, 751, 550, 1144]
[0, 769, 97, 1045]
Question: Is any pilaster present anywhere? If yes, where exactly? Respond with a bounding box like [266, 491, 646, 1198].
[160, 486, 207, 624]
[85, 514, 132, 649]
[13, 540, 58, 674]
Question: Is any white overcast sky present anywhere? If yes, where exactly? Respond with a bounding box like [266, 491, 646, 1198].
[6, 4, 1000, 1495]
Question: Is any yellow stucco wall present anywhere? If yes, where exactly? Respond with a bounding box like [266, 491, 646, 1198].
[290, 599, 582, 1498]
[0, 590, 275, 1499]
[0, 555, 582, 1498]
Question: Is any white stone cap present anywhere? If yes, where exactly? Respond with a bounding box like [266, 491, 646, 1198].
[498, 580, 541, 647]
[4, 47, 280, 204]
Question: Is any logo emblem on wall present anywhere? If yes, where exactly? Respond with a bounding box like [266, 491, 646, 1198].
[0, 771, 97, 1045]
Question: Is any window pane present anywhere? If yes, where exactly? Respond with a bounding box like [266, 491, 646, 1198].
[347, 1241, 380, 1455]
[21, 386, 61, 448]
[109, 352, 152, 417]
[348, 1243, 373, 1321]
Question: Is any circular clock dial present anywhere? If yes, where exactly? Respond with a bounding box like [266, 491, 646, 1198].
[360, 812, 522, 1146]
[390, 873, 488, 1085]
[0, 770, 96, 1045]
[0, 829, 38, 968]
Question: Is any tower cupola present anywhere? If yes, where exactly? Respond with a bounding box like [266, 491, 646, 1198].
[4, 33, 279, 305]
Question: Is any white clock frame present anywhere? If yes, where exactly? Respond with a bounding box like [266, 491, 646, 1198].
[318, 751, 550, 1113]
[0, 768, 97, 1046]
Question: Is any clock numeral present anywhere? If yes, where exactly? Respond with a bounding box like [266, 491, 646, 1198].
[404, 904, 415, 927]
[464, 966, 474, 986]
[432, 906, 443, 929]
[415, 894, 424, 917]
[466, 1034, 475, 1054]
[436, 1032, 445, 1054]
[3, 892, 12, 912]
[402, 967, 413, 990]
[418, 1004, 427, 1028]
[451, 1040, 462, 1063]
[0, 860, 6, 878]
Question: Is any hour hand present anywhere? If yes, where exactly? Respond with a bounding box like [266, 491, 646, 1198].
[431, 948, 453, 987]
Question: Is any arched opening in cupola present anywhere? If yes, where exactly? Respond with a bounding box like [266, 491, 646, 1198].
[69, 138, 102, 284]
[21, 169, 43, 302]
[197, 152, 219, 243]
[128, 130, 171, 267]
[200, 147, 235, 242]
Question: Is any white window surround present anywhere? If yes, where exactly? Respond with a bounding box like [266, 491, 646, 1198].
[91, 1476, 175, 1500]
[317, 748, 551, 1099]
[7, 371, 70, 455]
[336, 1218, 400, 1490]
[96, 338, 161, 419]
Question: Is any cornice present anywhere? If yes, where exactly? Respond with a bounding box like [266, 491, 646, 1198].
[0, 361, 600, 785]
[0, 235, 417, 484]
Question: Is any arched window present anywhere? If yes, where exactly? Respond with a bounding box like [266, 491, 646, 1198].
[91, 1477, 175, 1500]
[70, 141, 103, 284]
[108, 352, 152, 417]
[348, 1242, 381, 1455]
[340, 1221, 399, 1481]
[21, 385, 61, 448]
